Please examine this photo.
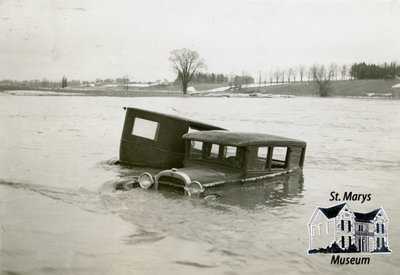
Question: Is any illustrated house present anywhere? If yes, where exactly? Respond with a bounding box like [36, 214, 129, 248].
[308, 203, 389, 253]
[354, 208, 389, 252]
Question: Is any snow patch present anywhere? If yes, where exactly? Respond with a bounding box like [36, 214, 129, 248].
[392, 83, 400, 88]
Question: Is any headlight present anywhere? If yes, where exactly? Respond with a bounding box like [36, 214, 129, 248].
[186, 181, 204, 196]
[138, 172, 154, 189]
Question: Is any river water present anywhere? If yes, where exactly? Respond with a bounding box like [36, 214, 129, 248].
[1, 94, 399, 274]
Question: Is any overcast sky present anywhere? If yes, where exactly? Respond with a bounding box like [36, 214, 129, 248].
[1, 0, 399, 82]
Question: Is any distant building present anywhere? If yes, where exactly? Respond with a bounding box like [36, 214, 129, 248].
[308, 203, 389, 252]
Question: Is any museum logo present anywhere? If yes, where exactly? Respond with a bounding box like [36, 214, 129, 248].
[307, 203, 391, 265]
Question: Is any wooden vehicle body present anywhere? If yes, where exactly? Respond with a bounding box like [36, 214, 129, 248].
[119, 108, 224, 168]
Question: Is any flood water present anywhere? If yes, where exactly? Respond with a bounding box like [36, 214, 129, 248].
[1, 94, 399, 274]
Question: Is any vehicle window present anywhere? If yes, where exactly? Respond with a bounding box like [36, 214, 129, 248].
[188, 142, 242, 168]
[209, 144, 220, 159]
[189, 141, 203, 159]
[225, 146, 237, 157]
[131, 117, 159, 140]
[271, 147, 287, 168]
[272, 147, 287, 161]
[222, 146, 243, 167]
[257, 147, 268, 158]
[192, 140, 203, 150]
[289, 147, 302, 168]
[248, 147, 268, 170]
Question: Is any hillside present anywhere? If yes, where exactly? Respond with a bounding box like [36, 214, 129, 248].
[230, 79, 400, 97]
[1, 79, 399, 98]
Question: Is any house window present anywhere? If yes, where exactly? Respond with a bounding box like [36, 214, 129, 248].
[382, 238, 385, 247]
[348, 236, 351, 246]
[341, 236, 345, 248]
[382, 224, 384, 234]
[348, 220, 351, 232]
[377, 224, 379, 233]
[341, 220, 344, 231]
[131, 117, 159, 140]
[377, 238, 380, 248]
[318, 223, 322, 235]
[326, 221, 332, 234]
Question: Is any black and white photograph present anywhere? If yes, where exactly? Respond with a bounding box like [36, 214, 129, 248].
[1, 0, 399, 274]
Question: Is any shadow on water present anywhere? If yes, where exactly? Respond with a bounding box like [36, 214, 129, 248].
[99, 159, 304, 210]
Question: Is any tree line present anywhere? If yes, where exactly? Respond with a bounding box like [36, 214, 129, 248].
[266, 63, 349, 84]
[174, 72, 229, 84]
[350, 62, 399, 79]
[174, 72, 254, 85]
[0, 78, 82, 88]
[267, 62, 399, 84]
[191, 72, 229, 83]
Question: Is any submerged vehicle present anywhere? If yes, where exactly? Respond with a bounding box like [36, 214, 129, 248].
[119, 107, 306, 195]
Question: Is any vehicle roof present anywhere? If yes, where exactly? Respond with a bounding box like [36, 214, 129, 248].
[182, 130, 306, 147]
[125, 107, 225, 130]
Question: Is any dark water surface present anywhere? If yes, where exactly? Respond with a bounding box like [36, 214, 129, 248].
[1, 95, 399, 274]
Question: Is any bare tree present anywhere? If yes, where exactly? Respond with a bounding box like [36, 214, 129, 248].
[299, 65, 306, 82]
[281, 70, 285, 84]
[287, 68, 294, 83]
[234, 75, 242, 89]
[169, 48, 206, 94]
[309, 65, 318, 81]
[61, 76, 67, 88]
[292, 68, 297, 82]
[122, 75, 129, 92]
[228, 72, 235, 88]
[334, 64, 339, 80]
[269, 70, 273, 84]
[311, 64, 331, 97]
[341, 64, 347, 80]
[41, 78, 49, 88]
[242, 70, 250, 85]
[274, 70, 280, 84]
[328, 63, 338, 81]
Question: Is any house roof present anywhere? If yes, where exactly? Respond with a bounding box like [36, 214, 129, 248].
[319, 203, 347, 219]
[354, 209, 380, 223]
[182, 130, 306, 147]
